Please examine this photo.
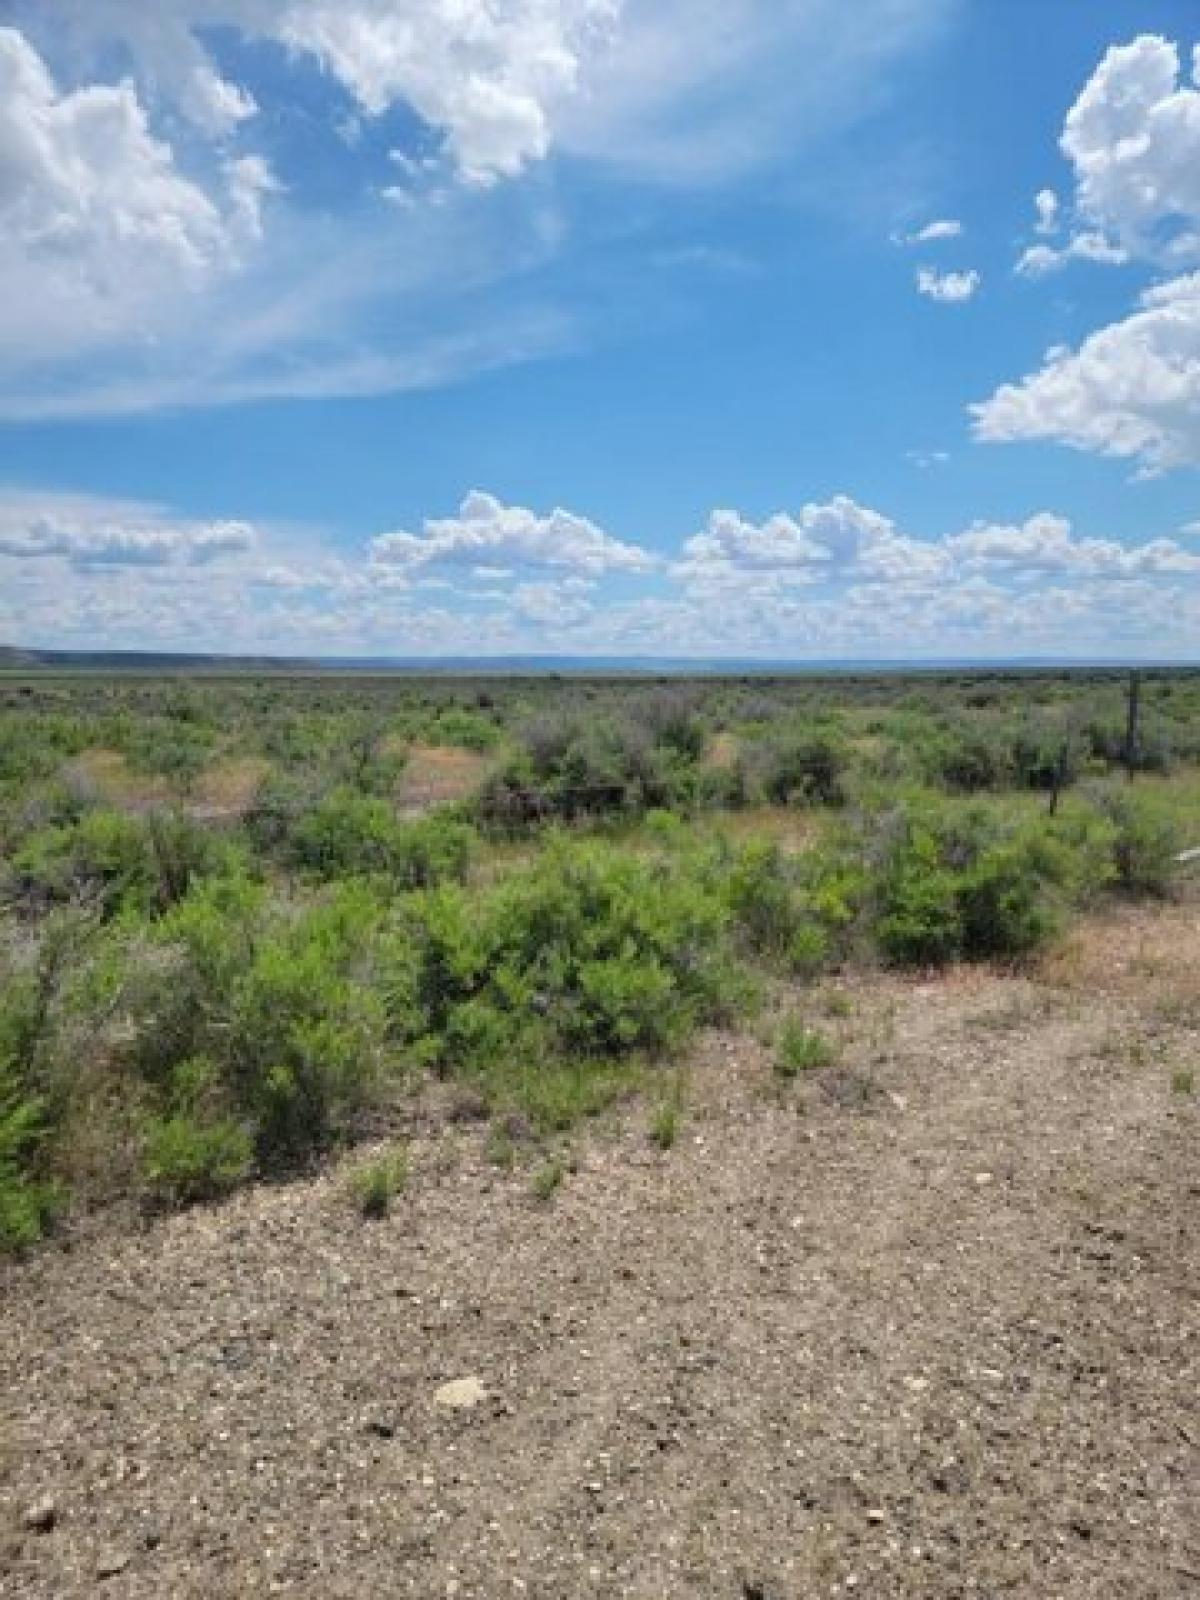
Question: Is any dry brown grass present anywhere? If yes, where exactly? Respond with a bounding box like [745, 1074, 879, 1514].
[701, 731, 739, 771]
[61, 749, 171, 811]
[1040, 890, 1198, 991]
[395, 743, 493, 814]
[714, 805, 821, 854]
[192, 756, 272, 818]
[1038, 886, 1200, 1033]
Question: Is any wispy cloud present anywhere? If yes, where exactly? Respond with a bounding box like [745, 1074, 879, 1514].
[0, 0, 958, 418]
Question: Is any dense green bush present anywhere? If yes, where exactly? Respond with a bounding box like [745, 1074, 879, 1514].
[956, 841, 1060, 958]
[876, 825, 964, 965]
[395, 838, 746, 1079]
[723, 836, 865, 974]
[347, 1145, 409, 1218]
[142, 1108, 254, 1206]
[126, 878, 393, 1169]
[479, 706, 705, 832]
[1089, 786, 1185, 895]
[775, 1017, 836, 1078]
[929, 724, 1013, 792]
[753, 732, 847, 807]
[2, 666, 1197, 1248]
[869, 796, 1115, 965]
[429, 707, 499, 751]
[286, 788, 475, 887]
[0, 957, 65, 1250]
[9, 809, 227, 916]
[0, 1054, 58, 1250]
[639, 688, 706, 761]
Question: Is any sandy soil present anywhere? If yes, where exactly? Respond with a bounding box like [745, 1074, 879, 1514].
[2, 896, 1197, 1598]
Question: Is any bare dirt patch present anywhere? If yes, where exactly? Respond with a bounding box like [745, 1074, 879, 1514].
[2, 900, 1197, 1598]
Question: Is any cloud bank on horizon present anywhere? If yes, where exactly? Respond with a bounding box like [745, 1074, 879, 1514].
[3, 483, 1197, 661]
[0, 2, 1198, 659]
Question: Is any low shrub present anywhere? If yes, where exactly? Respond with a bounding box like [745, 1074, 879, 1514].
[532, 1157, 565, 1200]
[956, 842, 1059, 958]
[9, 809, 223, 917]
[1088, 787, 1183, 895]
[875, 825, 963, 965]
[649, 1101, 680, 1149]
[348, 1146, 409, 1218]
[0, 913, 99, 1249]
[775, 1018, 836, 1078]
[141, 1110, 253, 1206]
[129, 878, 394, 1171]
[478, 709, 702, 832]
[869, 797, 1113, 966]
[0, 1062, 59, 1250]
[753, 732, 847, 807]
[286, 788, 475, 887]
[929, 725, 1013, 792]
[725, 841, 801, 960]
[395, 839, 745, 1085]
[430, 707, 500, 751]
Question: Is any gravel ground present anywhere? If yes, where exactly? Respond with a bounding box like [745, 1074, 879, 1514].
[2, 896, 1198, 1598]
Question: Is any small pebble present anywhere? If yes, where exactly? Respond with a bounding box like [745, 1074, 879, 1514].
[24, 1501, 57, 1534]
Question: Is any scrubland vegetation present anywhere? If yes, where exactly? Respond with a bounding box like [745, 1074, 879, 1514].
[1, 667, 1197, 1249]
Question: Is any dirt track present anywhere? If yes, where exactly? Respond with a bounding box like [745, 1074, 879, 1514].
[3, 897, 1198, 1597]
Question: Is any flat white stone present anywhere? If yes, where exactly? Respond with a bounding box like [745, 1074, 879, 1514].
[434, 1377, 487, 1411]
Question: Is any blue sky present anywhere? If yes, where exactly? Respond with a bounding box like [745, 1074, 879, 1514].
[0, 0, 1198, 659]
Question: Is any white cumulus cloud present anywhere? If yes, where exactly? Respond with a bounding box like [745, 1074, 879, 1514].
[973, 272, 1200, 470]
[0, 1, 958, 413]
[1016, 231, 1129, 278]
[0, 27, 271, 364]
[982, 35, 1200, 468]
[676, 496, 947, 588]
[1012, 38, 1200, 282]
[947, 512, 1200, 578]
[1062, 34, 1200, 264]
[370, 490, 655, 576]
[916, 266, 980, 302]
[28, 1, 623, 188]
[0, 488, 258, 567]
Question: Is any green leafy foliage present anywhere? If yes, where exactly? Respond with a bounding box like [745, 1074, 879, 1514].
[754, 732, 847, 807]
[0, 1057, 59, 1249]
[532, 1157, 565, 1200]
[1, 666, 1196, 1247]
[775, 1018, 836, 1078]
[9, 809, 225, 916]
[870, 795, 1116, 965]
[1089, 786, 1185, 895]
[142, 1110, 253, 1206]
[286, 789, 476, 887]
[127, 878, 393, 1170]
[397, 838, 745, 1084]
[348, 1146, 409, 1218]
